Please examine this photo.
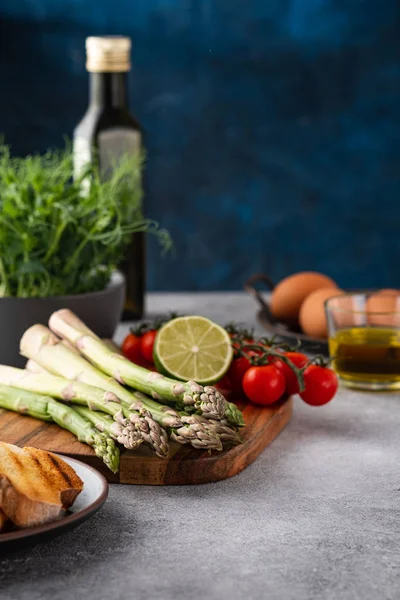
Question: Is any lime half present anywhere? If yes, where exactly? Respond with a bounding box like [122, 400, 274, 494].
[153, 316, 233, 384]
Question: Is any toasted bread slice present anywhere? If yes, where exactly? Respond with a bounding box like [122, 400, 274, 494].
[0, 443, 83, 528]
[0, 507, 10, 532]
[24, 447, 83, 509]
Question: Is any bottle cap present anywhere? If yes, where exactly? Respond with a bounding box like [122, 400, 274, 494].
[86, 36, 131, 72]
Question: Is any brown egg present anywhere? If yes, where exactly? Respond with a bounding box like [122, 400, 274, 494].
[270, 272, 337, 326]
[366, 292, 400, 327]
[375, 289, 399, 296]
[299, 288, 344, 338]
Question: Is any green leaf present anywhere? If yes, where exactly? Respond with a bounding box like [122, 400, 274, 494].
[2, 197, 18, 218]
[16, 260, 47, 276]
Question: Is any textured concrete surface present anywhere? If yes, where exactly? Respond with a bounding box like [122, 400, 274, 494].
[2, 293, 400, 600]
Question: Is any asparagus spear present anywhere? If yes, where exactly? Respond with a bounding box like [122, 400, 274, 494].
[128, 407, 170, 458]
[225, 401, 245, 428]
[171, 414, 223, 450]
[47, 309, 227, 420]
[0, 365, 143, 449]
[0, 365, 122, 411]
[0, 385, 119, 473]
[47, 399, 120, 474]
[0, 383, 53, 422]
[0, 365, 170, 457]
[124, 391, 182, 428]
[72, 406, 140, 450]
[102, 339, 124, 354]
[192, 416, 243, 446]
[128, 392, 223, 450]
[74, 406, 116, 432]
[25, 359, 48, 374]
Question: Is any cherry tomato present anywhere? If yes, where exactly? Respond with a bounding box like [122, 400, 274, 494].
[272, 352, 308, 395]
[140, 330, 157, 364]
[300, 365, 338, 406]
[242, 365, 285, 406]
[228, 356, 252, 392]
[122, 333, 143, 364]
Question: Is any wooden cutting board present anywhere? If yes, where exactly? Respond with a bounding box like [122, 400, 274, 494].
[0, 397, 292, 485]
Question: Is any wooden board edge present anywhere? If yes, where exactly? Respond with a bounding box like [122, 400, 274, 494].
[119, 397, 293, 485]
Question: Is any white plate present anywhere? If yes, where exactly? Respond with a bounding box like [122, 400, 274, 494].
[0, 455, 109, 552]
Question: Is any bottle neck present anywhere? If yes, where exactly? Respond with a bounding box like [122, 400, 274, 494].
[89, 72, 129, 109]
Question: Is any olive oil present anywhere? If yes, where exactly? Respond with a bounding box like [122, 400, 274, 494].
[329, 327, 400, 389]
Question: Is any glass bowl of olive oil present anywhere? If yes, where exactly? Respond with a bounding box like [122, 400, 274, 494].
[325, 292, 400, 391]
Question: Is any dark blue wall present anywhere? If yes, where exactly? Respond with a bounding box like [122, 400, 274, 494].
[0, 1, 399, 291]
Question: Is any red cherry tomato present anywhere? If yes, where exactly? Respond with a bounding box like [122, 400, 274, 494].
[272, 352, 308, 395]
[242, 365, 285, 406]
[300, 365, 338, 406]
[122, 333, 143, 364]
[140, 330, 157, 364]
[228, 356, 252, 392]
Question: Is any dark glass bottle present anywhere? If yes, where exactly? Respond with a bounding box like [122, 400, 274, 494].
[73, 36, 145, 320]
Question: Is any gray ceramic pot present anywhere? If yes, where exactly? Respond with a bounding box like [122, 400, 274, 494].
[0, 271, 125, 367]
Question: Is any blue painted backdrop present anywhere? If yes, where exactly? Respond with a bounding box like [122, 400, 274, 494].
[0, 1, 399, 291]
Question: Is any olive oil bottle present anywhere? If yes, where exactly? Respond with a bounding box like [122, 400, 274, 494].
[73, 36, 145, 320]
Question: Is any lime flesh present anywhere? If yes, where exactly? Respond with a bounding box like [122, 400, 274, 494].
[153, 316, 233, 384]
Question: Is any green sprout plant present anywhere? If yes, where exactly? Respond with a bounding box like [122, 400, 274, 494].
[0, 144, 171, 297]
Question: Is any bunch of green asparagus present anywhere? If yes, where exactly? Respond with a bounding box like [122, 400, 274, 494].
[0, 309, 244, 473]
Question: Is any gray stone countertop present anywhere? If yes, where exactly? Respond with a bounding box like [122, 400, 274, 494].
[2, 293, 400, 600]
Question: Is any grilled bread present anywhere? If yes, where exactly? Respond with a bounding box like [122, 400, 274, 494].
[0, 507, 10, 532]
[0, 443, 83, 529]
